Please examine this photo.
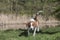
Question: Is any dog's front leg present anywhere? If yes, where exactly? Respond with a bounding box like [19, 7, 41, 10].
[27, 27, 31, 36]
[33, 27, 37, 37]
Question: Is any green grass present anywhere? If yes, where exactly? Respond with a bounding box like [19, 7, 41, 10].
[0, 26, 60, 40]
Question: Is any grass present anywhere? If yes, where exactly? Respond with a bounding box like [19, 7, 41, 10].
[0, 26, 60, 40]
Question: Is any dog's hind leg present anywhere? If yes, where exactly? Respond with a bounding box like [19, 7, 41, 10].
[37, 27, 39, 32]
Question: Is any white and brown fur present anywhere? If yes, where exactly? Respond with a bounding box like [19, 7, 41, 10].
[25, 14, 40, 36]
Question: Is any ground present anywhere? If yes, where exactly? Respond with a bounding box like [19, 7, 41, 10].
[0, 25, 60, 40]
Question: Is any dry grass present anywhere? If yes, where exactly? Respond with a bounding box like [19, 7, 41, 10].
[0, 14, 60, 30]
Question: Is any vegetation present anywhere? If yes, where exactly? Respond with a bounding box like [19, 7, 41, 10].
[0, 0, 60, 19]
[0, 26, 60, 40]
[0, 0, 60, 40]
